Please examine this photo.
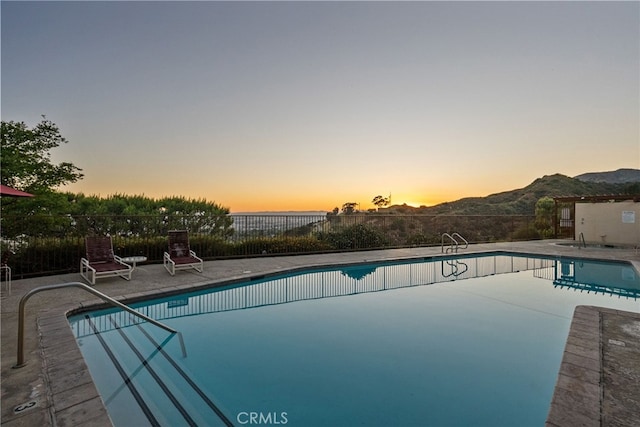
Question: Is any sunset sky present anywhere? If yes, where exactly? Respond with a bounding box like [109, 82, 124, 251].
[2, 1, 638, 212]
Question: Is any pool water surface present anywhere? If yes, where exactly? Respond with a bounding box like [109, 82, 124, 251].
[68, 253, 640, 427]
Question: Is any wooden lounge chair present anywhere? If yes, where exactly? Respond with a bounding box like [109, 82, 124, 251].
[80, 236, 133, 285]
[163, 230, 203, 275]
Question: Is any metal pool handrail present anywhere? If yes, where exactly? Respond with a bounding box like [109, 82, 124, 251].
[452, 232, 469, 250]
[14, 281, 177, 368]
[441, 233, 456, 252]
[441, 232, 468, 253]
[578, 232, 586, 249]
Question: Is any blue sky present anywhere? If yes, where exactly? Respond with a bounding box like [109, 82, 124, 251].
[2, 1, 639, 211]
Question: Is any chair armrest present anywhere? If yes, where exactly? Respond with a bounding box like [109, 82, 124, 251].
[80, 257, 96, 276]
[113, 255, 132, 269]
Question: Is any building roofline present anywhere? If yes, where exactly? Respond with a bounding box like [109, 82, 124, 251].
[553, 194, 640, 203]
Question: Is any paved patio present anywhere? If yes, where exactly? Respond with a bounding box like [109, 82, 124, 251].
[1, 240, 639, 426]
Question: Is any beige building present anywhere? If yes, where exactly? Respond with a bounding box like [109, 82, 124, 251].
[555, 196, 640, 246]
[575, 200, 639, 246]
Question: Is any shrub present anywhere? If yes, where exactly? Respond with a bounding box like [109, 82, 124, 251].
[232, 237, 331, 255]
[319, 224, 389, 250]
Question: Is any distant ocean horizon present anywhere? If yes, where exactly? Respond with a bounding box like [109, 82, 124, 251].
[229, 211, 328, 234]
[230, 211, 328, 215]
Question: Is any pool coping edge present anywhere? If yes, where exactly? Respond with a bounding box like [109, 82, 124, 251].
[545, 305, 640, 427]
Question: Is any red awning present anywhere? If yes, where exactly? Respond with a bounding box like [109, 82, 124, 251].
[0, 184, 34, 197]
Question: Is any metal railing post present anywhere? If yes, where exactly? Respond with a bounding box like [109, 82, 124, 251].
[14, 281, 176, 368]
[579, 232, 586, 249]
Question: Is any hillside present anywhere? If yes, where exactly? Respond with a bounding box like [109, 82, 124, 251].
[574, 168, 640, 184]
[386, 172, 640, 216]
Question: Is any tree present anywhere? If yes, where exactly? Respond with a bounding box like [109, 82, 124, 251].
[372, 195, 390, 209]
[534, 196, 555, 238]
[1, 118, 83, 193]
[0, 118, 235, 240]
[624, 182, 640, 194]
[0, 191, 234, 239]
[342, 202, 358, 214]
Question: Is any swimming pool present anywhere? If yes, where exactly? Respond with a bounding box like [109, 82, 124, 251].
[68, 253, 639, 427]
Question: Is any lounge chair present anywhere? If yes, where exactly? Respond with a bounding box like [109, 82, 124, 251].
[163, 230, 203, 275]
[80, 236, 133, 285]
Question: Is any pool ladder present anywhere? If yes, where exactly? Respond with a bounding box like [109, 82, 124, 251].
[441, 232, 468, 253]
[14, 281, 179, 368]
[578, 232, 586, 249]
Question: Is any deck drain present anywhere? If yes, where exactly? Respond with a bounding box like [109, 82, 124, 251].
[14, 400, 38, 414]
[608, 339, 626, 347]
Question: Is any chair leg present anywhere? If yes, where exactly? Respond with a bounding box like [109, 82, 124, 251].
[1, 266, 10, 295]
[163, 260, 175, 275]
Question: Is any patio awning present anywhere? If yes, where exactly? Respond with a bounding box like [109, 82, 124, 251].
[0, 184, 34, 197]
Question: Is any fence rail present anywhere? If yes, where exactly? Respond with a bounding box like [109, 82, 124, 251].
[1, 213, 536, 278]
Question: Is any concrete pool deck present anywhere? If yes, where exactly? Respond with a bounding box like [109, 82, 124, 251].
[1, 240, 638, 426]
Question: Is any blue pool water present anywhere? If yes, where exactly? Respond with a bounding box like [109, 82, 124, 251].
[68, 253, 640, 427]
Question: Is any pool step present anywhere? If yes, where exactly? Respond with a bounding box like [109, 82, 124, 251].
[81, 314, 233, 427]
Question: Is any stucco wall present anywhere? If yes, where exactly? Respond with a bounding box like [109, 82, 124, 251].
[575, 201, 640, 246]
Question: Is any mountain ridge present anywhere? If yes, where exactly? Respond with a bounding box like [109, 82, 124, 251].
[386, 170, 640, 216]
[574, 168, 640, 184]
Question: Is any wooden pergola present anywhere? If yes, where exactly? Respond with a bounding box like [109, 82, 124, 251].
[552, 194, 640, 238]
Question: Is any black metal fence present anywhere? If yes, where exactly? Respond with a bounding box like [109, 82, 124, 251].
[1, 213, 537, 279]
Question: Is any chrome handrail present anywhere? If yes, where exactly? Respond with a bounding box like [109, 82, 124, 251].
[441, 232, 468, 253]
[14, 281, 177, 368]
[452, 232, 469, 250]
[441, 233, 457, 253]
[578, 232, 586, 249]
